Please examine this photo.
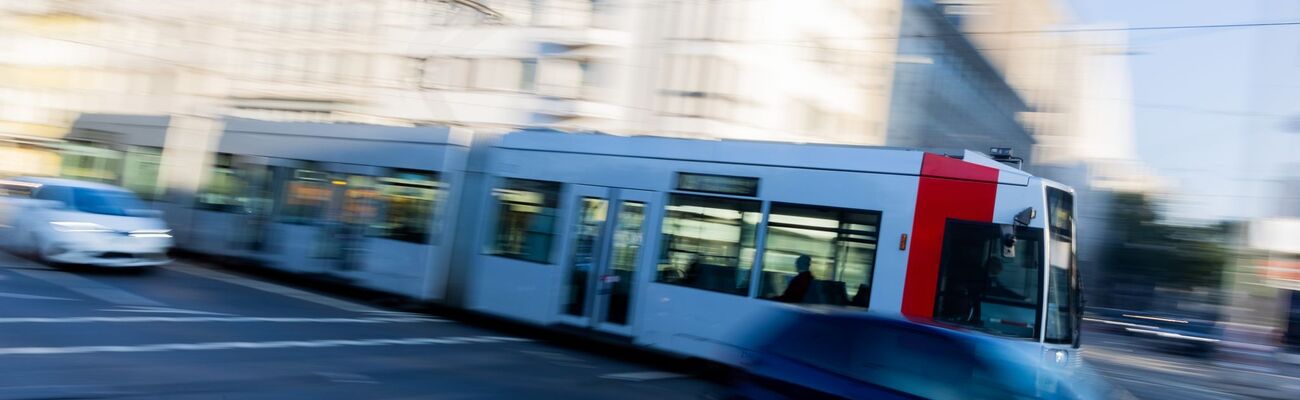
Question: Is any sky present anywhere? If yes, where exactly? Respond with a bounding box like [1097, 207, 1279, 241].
[1065, 0, 1299, 222]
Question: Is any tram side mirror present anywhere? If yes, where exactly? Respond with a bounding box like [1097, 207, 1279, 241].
[1000, 225, 1017, 258]
[1013, 207, 1036, 227]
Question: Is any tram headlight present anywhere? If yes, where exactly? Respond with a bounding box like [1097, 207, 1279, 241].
[1043, 348, 1070, 367]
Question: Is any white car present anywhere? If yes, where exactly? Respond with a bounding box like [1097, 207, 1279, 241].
[0, 177, 172, 267]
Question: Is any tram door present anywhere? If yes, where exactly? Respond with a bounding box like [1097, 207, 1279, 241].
[320, 174, 379, 272]
[231, 159, 274, 253]
[558, 185, 656, 335]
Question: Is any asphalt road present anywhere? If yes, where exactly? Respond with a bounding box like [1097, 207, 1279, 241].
[9, 249, 1299, 400]
[0, 251, 724, 399]
[1082, 324, 1300, 400]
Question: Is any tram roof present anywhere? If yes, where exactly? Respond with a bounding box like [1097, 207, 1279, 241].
[69, 114, 171, 148]
[222, 118, 466, 146]
[497, 129, 1034, 184]
[69, 114, 469, 148]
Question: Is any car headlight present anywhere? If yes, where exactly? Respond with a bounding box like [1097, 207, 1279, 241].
[49, 221, 113, 233]
[129, 229, 172, 238]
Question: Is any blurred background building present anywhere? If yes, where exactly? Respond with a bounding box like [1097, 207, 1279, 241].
[0, 0, 1087, 168]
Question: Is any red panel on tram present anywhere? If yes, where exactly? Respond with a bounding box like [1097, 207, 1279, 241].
[901, 153, 999, 317]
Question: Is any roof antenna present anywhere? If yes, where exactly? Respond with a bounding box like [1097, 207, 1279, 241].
[988, 147, 1023, 169]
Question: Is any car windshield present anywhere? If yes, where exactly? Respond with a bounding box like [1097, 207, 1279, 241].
[73, 188, 147, 216]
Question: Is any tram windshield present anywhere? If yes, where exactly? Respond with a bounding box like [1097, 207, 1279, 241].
[1044, 187, 1080, 346]
[934, 221, 1044, 340]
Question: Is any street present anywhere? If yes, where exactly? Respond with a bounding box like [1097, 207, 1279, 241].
[0, 251, 723, 399]
[6, 247, 1300, 400]
[1083, 325, 1300, 400]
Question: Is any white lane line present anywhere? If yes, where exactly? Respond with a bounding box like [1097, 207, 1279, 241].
[0, 316, 446, 324]
[599, 371, 690, 382]
[9, 269, 164, 306]
[315, 372, 378, 384]
[102, 306, 236, 315]
[0, 335, 530, 356]
[167, 263, 379, 313]
[1082, 317, 1158, 330]
[0, 291, 79, 301]
[363, 310, 428, 318]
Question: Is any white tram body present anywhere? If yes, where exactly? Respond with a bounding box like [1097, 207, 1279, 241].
[180, 119, 473, 300]
[460, 131, 1079, 362]
[58, 118, 1081, 364]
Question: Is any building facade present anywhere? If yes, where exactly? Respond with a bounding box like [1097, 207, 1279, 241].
[886, 0, 1035, 164]
[0, 0, 1060, 177]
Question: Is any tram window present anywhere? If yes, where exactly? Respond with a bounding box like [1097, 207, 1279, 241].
[1045, 240, 1076, 344]
[340, 175, 380, 225]
[1047, 188, 1074, 239]
[280, 167, 333, 223]
[59, 141, 122, 184]
[121, 147, 164, 200]
[656, 194, 760, 296]
[196, 154, 245, 212]
[934, 220, 1043, 339]
[759, 203, 880, 307]
[488, 178, 560, 263]
[368, 171, 443, 244]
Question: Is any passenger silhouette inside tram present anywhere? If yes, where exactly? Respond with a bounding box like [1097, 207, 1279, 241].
[680, 256, 702, 285]
[850, 283, 870, 307]
[778, 255, 814, 303]
[938, 246, 988, 324]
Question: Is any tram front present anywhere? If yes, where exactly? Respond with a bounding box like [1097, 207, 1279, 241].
[931, 181, 1082, 365]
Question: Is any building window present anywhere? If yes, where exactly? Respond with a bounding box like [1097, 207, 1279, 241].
[758, 203, 881, 307]
[422, 58, 472, 89]
[520, 58, 538, 92]
[656, 194, 760, 296]
[488, 178, 561, 263]
[471, 59, 532, 92]
[279, 167, 332, 223]
[369, 171, 443, 244]
[657, 55, 739, 120]
[934, 221, 1044, 339]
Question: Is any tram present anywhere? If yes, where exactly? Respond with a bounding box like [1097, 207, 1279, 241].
[54, 115, 1082, 364]
[181, 119, 472, 300]
[460, 131, 1080, 362]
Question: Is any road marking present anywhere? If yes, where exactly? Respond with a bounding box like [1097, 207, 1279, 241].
[1103, 374, 1245, 399]
[1083, 317, 1158, 330]
[0, 291, 79, 301]
[0, 335, 530, 356]
[168, 263, 380, 313]
[363, 310, 428, 318]
[599, 371, 690, 382]
[315, 372, 377, 384]
[0, 316, 446, 324]
[100, 306, 233, 316]
[518, 349, 598, 369]
[9, 269, 164, 306]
